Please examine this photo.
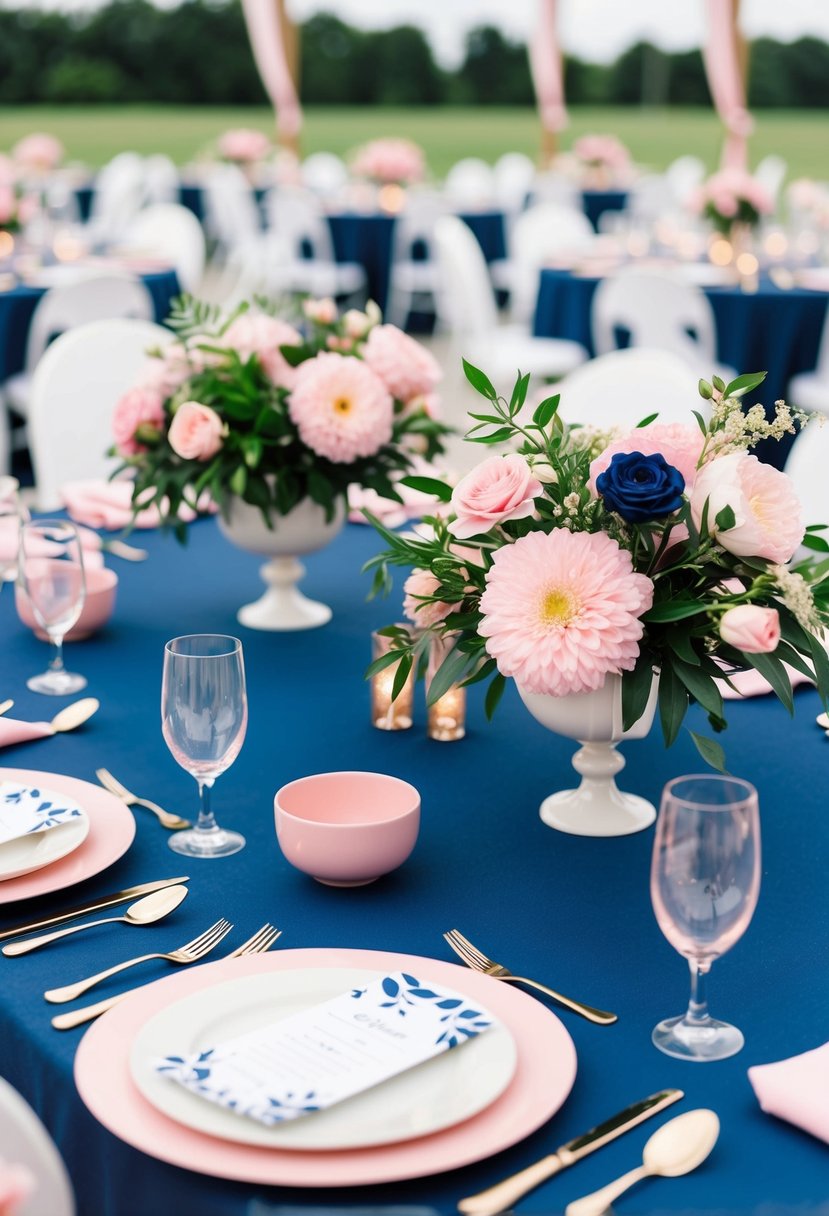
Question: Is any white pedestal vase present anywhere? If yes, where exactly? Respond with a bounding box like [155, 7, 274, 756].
[218, 496, 346, 631]
[517, 673, 659, 838]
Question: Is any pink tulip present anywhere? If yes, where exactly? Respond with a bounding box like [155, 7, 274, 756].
[719, 604, 781, 654]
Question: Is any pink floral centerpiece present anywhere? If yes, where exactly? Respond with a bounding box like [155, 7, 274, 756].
[691, 169, 774, 237]
[12, 132, 64, 173]
[350, 139, 426, 187]
[571, 133, 632, 187]
[216, 128, 272, 168]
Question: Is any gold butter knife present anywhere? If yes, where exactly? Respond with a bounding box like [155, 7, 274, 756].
[0, 876, 189, 941]
[457, 1089, 684, 1216]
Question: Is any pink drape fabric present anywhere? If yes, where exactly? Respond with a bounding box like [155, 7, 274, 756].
[529, 0, 569, 135]
[241, 0, 302, 139]
[702, 0, 753, 169]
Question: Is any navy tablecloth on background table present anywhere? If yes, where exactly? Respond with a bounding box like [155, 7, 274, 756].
[0, 269, 182, 384]
[580, 190, 629, 233]
[0, 519, 828, 1216]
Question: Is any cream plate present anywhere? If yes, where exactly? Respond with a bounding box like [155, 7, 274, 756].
[0, 784, 89, 882]
[130, 965, 517, 1151]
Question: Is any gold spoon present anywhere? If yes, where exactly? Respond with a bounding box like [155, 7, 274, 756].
[47, 698, 99, 734]
[0, 700, 13, 717]
[2, 885, 188, 956]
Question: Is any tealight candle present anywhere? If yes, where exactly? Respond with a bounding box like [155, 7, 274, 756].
[427, 636, 466, 743]
[371, 628, 415, 731]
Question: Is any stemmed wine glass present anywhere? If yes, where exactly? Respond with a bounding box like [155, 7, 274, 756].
[19, 519, 87, 695]
[0, 477, 29, 593]
[161, 634, 248, 859]
[650, 774, 761, 1061]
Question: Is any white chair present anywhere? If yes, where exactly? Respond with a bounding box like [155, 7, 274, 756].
[385, 190, 447, 327]
[444, 158, 495, 210]
[265, 187, 366, 301]
[87, 152, 145, 243]
[592, 266, 736, 381]
[493, 152, 536, 213]
[557, 348, 708, 430]
[201, 163, 262, 257]
[788, 310, 829, 416]
[531, 171, 580, 210]
[301, 152, 348, 197]
[142, 153, 180, 206]
[28, 318, 172, 510]
[0, 1077, 74, 1216]
[665, 155, 705, 206]
[126, 203, 205, 293]
[499, 203, 595, 323]
[627, 174, 675, 224]
[785, 421, 829, 533]
[755, 155, 787, 208]
[4, 274, 154, 424]
[433, 215, 587, 390]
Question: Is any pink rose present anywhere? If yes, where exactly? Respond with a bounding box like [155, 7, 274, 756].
[589, 422, 704, 495]
[341, 308, 373, 339]
[302, 297, 338, 325]
[12, 132, 64, 171]
[217, 128, 270, 164]
[448, 454, 542, 540]
[362, 324, 442, 402]
[690, 452, 804, 564]
[222, 313, 303, 389]
[168, 401, 225, 462]
[112, 386, 165, 456]
[719, 604, 781, 654]
[351, 139, 425, 185]
[402, 568, 454, 628]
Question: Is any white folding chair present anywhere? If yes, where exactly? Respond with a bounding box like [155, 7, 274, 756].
[201, 163, 262, 257]
[627, 174, 675, 224]
[126, 203, 205, 293]
[385, 190, 446, 328]
[433, 215, 586, 392]
[28, 318, 172, 510]
[444, 158, 495, 210]
[785, 420, 829, 533]
[0, 1077, 74, 1216]
[754, 155, 787, 208]
[265, 186, 366, 301]
[557, 348, 708, 430]
[498, 203, 595, 323]
[530, 171, 580, 210]
[142, 154, 180, 206]
[592, 266, 736, 381]
[788, 309, 829, 416]
[493, 152, 536, 213]
[665, 155, 705, 205]
[87, 152, 145, 243]
[301, 152, 348, 197]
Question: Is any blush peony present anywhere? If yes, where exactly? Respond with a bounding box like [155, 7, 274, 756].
[719, 604, 780, 654]
[112, 386, 165, 456]
[168, 401, 225, 462]
[362, 325, 442, 402]
[449, 454, 542, 540]
[12, 132, 64, 171]
[589, 422, 704, 494]
[402, 568, 454, 628]
[690, 452, 804, 564]
[222, 313, 303, 389]
[479, 529, 654, 696]
[289, 352, 393, 463]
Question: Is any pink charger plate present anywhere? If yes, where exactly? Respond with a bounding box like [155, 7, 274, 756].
[0, 769, 135, 905]
[74, 947, 577, 1188]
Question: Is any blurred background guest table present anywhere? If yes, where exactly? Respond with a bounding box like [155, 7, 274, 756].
[580, 188, 629, 232]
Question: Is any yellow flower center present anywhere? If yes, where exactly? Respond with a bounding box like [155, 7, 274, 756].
[539, 587, 578, 628]
[748, 493, 771, 528]
[333, 397, 353, 415]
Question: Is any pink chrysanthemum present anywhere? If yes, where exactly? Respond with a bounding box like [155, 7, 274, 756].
[362, 325, 442, 402]
[289, 352, 393, 463]
[479, 529, 654, 696]
[588, 422, 704, 494]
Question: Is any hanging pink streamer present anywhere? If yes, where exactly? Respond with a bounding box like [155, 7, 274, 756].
[702, 0, 753, 169]
[529, 0, 569, 134]
[241, 0, 302, 139]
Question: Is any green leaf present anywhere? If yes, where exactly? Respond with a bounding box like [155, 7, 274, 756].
[667, 629, 701, 666]
[689, 731, 728, 773]
[467, 427, 515, 445]
[714, 504, 736, 532]
[532, 393, 560, 429]
[621, 654, 656, 732]
[636, 412, 659, 428]
[426, 644, 471, 707]
[484, 673, 506, 720]
[723, 371, 767, 399]
[807, 631, 829, 713]
[673, 658, 724, 718]
[658, 664, 689, 748]
[280, 342, 314, 367]
[508, 371, 531, 417]
[462, 359, 498, 401]
[644, 599, 706, 623]
[398, 476, 453, 503]
[391, 654, 413, 701]
[229, 464, 247, 496]
[801, 533, 829, 553]
[365, 649, 407, 680]
[692, 409, 708, 435]
[745, 651, 794, 713]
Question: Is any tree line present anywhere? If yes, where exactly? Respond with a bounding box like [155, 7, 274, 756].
[1, 0, 827, 107]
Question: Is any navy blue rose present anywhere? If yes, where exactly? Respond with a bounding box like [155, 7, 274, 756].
[596, 451, 685, 523]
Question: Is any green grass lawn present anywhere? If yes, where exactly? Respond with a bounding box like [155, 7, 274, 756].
[0, 105, 825, 178]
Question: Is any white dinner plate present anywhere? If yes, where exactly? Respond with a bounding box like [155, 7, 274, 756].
[0, 784, 89, 882]
[130, 965, 517, 1151]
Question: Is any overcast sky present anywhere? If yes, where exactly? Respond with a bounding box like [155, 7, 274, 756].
[10, 0, 829, 65]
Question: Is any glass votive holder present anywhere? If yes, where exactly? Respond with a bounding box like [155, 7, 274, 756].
[427, 636, 466, 743]
[371, 627, 415, 731]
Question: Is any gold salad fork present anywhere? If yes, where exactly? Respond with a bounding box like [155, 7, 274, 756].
[444, 928, 617, 1026]
[44, 918, 233, 1004]
[96, 768, 190, 830]
[51, 923, 282, 1030]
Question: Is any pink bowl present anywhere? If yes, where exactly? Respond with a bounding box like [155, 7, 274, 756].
[16, 566, 118, 642]
[274, 771, 420, 886]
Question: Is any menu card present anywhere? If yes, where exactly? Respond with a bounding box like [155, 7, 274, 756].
[155, 970, 495, 1126]
[0, 782, 85, 846]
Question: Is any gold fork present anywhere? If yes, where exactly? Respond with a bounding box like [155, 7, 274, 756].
[444, 928, 617, 1026]
[44, 918, 233, 1004]
[51, 923, 282, 1030]
[96, 768, 190, 830]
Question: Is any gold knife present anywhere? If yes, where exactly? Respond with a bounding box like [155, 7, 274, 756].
[457, 1089, 684, 1215]
[0, 876, 190, 942]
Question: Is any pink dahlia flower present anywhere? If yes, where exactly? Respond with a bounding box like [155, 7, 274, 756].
[403, 568, 454, 628]
[112, 386, 165, 456]
[289, 352, 393, 463]
[362, 324, 442, 402]
[222, 313, 303, 389]
[588, 422, 704, 495]
[12, 132, 64, 171]
[690, 452, 804, 564]
[479, 529, 654, 696]
[449, 454, 542, 540]
[217, 128, 270, 164]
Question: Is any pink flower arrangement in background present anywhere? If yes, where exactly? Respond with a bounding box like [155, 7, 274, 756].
[112, 386, 165, 456]
[12, 132, 64, 172]
[289, 352, 393, 463]
[217, 128, 271, 166]
[351, 138, 426, 186]
[362, 324, 442, 402]
[222, 313, 303, 389]
[573, 134, 631, 172]
[690, 169, 774, 234]
[449, 453, 542, 540]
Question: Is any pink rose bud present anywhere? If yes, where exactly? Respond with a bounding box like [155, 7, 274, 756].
[302, 297, 338, 325]
[168, 401, 225, 462]
[719, 605, 781, 654]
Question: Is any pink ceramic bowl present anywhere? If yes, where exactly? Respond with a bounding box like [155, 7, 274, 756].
[274, 771, 420, 886]
[16, 566, 118, 642]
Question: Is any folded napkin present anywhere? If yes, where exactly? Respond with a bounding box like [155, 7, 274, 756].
[718, 665, 814, 700]
[748, 1040, 829, 1144]
[0, 718, 52, 751]
[61, 479, 207, 531]
[0, 518, 104, 580]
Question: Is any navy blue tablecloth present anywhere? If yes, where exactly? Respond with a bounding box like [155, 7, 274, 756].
[0, 269, 181, 383]
[74, 185, 265, 226]
[0, 519, 827, 1215]
[581, 190, 628, 232]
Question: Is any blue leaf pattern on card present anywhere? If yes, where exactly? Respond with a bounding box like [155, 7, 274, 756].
[0, 783, 84, 841]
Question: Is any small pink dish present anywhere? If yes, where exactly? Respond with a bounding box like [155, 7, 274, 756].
[274, 771, 420, 886]
[16, 566, 118, 642]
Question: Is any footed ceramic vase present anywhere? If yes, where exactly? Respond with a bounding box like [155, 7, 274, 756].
[517, 673, 659, 838]
[218, 496, 345, 631]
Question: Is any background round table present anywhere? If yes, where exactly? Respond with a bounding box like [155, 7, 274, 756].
[581, 189, 629, 232]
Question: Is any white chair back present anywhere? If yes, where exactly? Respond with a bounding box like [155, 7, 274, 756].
[494, 152, 536, 212]
[126, 203, 205, 292]
[266, 186, 335, 261]
[392, 190, 446, 258]
[558, 348, 706, 430]
[510, 203, 595, 322]
[785, 422, 829, 532]
[24, 275, 153, 379]
[444, 158, 495, 210]
[89, 152, 145, 240]
[202, 163, 261, 250]
[142, 154, 179, 205]
[665, 155, 705, 205]
[433, 215, 498, 337]
[755, 154, 787, 207]
[29, 318, 172, 510]
[592, 267, 718, 364]
[301, 152, 348, 197]
[628, 174, 675, 222]
[531, 171, 580, 210]
[0, 1077, 74, 1216]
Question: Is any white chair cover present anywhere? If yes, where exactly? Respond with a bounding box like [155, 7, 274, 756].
[557, 348, 708, 430]
[508, 203, 594, 322]
[592, 267, 723, 369]
[126, 204, 205, 293]
[89, 152, 145, 242]
[785, 421, 829, 534]
[142, 154, 180, 206]
[444, 158, 495, 210]
[0, 1076, 74, 1216]
[301, 152, 348, 197]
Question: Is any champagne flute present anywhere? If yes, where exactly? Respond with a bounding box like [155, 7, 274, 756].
[650, 774, 761, 1061]
[19, 519, 87, 695]
[161, 634, 247, 858]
